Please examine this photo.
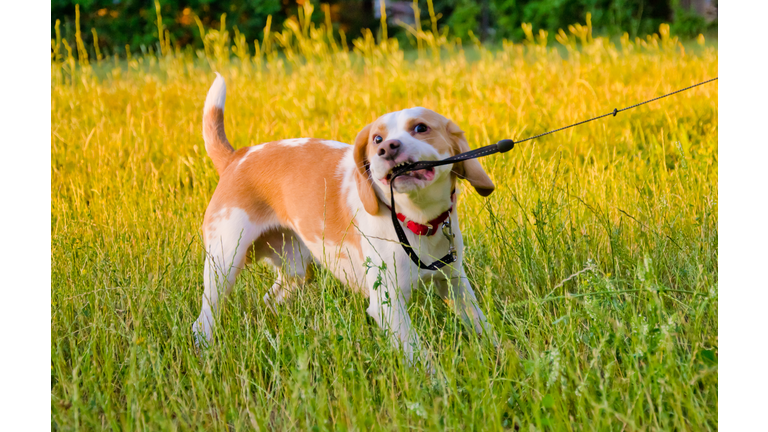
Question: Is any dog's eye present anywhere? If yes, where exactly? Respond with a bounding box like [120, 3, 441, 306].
[373, 135, 383, 144]
[414, 124, 428, 133]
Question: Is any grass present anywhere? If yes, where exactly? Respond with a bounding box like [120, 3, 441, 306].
[51, 5, 718, 430]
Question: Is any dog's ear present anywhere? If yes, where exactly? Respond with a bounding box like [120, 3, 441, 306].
[447, 121, 495, 197]
[353, 123, 380, 215]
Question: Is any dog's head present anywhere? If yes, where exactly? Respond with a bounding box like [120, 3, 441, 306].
[353, 107, 495, 215]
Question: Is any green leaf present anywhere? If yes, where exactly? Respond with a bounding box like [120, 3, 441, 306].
[698, 349, 717, 367]
[541, 394, 554, 409]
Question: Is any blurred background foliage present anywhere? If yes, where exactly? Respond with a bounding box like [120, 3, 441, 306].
[51, 0, 717, 57]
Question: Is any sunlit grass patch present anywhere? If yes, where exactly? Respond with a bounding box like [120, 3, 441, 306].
[51, 4, 717, 430]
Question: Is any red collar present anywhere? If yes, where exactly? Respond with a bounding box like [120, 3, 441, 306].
[385, 193, 455, 236]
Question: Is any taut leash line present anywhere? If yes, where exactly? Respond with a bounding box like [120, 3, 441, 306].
[389, 77, 718, 271]
[514, 77, 719, 145]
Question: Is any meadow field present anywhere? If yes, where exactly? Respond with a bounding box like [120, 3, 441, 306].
[51, 6, 718, 430]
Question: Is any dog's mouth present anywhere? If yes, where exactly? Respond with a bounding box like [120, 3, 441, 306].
[381, 160, 435, 185]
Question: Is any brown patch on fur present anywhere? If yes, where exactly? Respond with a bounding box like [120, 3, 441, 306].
[203, 107, 235, 175]
[353, 124, 380, 215]
[204, 139, 363, 259]
[445, 120, 495, 196]
[404, 111, 458, 156]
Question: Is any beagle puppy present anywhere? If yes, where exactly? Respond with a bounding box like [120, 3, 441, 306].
[193, 74, 496, 365]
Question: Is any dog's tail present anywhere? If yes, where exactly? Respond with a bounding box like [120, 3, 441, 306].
[202, 73, 235, 175]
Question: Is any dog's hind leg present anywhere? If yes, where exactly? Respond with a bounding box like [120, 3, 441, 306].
[255, 229, 314, 312]
[193, 208, 264, 347]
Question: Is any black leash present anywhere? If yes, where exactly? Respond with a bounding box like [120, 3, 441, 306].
[388, 77, 718, 271]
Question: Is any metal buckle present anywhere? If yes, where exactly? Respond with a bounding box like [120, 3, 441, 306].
[442, 218, 457, 261]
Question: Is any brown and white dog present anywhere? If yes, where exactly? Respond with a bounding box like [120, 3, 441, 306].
[192, 73, 496, 365]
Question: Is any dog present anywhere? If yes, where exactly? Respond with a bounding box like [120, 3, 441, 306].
[192, 73, 496, 366]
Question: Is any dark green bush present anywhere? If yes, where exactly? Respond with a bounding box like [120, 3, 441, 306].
[435, 0, 673, 40]
[51, 0, 714, 57]
[670, 0, 716, 38]
[52, 0, 284, 56]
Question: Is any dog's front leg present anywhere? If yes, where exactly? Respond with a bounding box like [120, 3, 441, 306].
[365, 271, 426, 366]
[441, 267, 497, 344]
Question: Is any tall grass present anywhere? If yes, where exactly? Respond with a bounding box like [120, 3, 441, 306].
[51, 3, 717, 430]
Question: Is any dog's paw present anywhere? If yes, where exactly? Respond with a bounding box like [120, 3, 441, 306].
[426, 365, 449, 390]
[424, 361, 436, 377]
[192, 320, 212, 351]
[262, 293, 279, 316]
[419, 352, 438, 377]
[490, 331, 501, 349]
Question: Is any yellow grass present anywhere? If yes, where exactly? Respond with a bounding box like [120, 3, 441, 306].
[52, 4, 717, 430]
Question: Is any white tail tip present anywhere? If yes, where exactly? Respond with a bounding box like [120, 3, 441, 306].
[204, 72, 226, 112]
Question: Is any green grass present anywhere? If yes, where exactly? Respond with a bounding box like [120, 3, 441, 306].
[51, 9, 717, 430]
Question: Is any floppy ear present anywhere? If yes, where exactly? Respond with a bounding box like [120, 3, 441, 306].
[447, 121, 495, 197]
[353, 123, 380, 215]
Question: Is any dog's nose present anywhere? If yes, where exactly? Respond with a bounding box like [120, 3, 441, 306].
[377, 139, 402, 160]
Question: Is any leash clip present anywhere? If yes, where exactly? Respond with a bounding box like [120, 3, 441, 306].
[497, 139, 515, 153]
[442, 218, 457, 261]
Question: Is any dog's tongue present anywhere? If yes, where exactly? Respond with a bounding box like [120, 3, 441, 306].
[384, 167, 435, 184]
[412, 168, 435, 181]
